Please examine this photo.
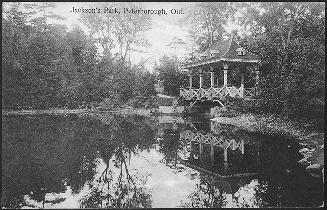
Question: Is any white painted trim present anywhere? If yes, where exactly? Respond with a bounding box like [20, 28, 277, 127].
[222, 58, 260, 63]
[182, 58, 260, 68]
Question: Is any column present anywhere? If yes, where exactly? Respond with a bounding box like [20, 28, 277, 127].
[224, 147, 228, 162]
[210, 66, 215, 87]
[210, 138, 214, 166]
[223, 63, 229, 86]
[210, 72, 215, 87]
[189, 74, 193, 89]
[199, 142, 203, 162]
[199, 70, 203, 88]
[240, 73, 244, 98]
[255, 70, 260, 86]
[224, 162, 229, 173]
[255, 65, 260, 86]
[224, 149, 229, 173]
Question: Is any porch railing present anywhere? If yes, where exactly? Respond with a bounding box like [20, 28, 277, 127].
[244, 87, 261, 99]
[180, 86, 260, 100]
[180, 130, 244, 153]
[180, 86, 260, 101]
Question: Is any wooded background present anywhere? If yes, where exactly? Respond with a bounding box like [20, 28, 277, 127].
[2, 2, 325, 120]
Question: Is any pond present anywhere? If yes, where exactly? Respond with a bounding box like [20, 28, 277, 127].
[2, 113, 324, 208]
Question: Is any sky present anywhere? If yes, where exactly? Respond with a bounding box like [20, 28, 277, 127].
[53, 2, 195, 70]
[3, 2, 239, 71]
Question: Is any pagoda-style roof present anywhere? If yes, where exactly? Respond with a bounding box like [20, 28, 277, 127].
[183, 37, 260, 69]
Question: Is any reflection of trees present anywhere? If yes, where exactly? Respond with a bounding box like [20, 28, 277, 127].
[2, 115, 83, 208]
[179, 175, 224, 208]
[79, 142, 152, 208]
[78, 114, 154, 208]
[2, 114, 155, 208]
[157, 129, 182, 168]
[180, 175, 267, 208]
[233, 179, 267, 208]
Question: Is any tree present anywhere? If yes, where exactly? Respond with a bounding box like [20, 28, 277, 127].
[180, 2, 325, 118]
[80, 2, 152, 66]
[180, 2, 237, 51]
[240, 2, 325, 117]
[2, 2, 169, 109]
[2, 4, 100, 109]
[154, 56, 188, 97]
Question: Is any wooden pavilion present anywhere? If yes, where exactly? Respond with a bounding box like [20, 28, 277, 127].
[180, 35, 261, 106]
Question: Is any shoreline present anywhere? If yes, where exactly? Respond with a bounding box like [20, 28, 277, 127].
[2, 107, 184, 117]
[211, 113, 324, 169]
[211, 113, 323, 142]
[3, 108, 323, 141]
[3, 108, 323, 168]
[2, 109, 91, 116]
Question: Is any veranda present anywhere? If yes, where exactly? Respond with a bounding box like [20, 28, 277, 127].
[180, 36, 261, 107]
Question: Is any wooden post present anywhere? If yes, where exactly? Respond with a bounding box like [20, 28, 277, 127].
[199, 142, 203, 162]
[210, 138, 214, 166]
[240, 73, 244, 98]
[224, 161, 229, 173]
[224, 70, 228, 86]
[223, 140, 229, 173]
[223, 63, 229, 86]
[224, 147, 228, 162]
[189, 74, 193, 89]
[255, 70, 260, 86]
[199, 70, 203, 88]
[210, 71, 215, 87]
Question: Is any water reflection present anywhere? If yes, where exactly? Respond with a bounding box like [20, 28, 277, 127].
[2, 114, 155, 208]
[154, 115, 323, 208]
[2, 114, 323, 208]
[155, 116, 262, 208]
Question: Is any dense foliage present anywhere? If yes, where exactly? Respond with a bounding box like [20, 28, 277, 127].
[180, 2, 325, 119]
[154, 56, 188, 97]
[2, 2, 325, 119]
[240, 2, 325, 118]
[2, 4, 156, 109]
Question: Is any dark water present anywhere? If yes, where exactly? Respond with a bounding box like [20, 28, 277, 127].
[2, 114, 324, 208]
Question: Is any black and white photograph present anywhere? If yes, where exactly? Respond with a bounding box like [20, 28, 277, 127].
[2, 2, 325, 208]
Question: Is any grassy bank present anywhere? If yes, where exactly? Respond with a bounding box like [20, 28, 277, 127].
[212, 113, 319, 140]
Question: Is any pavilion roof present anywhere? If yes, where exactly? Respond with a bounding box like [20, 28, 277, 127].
[183, 37, 260, 69]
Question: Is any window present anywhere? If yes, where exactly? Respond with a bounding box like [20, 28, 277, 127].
[236, 47, 246, 56]
[210, 50, 220, 57]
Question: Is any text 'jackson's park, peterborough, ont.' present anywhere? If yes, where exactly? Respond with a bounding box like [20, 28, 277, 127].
[2, 2, 325, 208]
[71, 6, 183, 15]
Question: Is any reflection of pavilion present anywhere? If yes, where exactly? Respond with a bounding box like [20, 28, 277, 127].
[180, 129, 244, 161]
[154, 117, 262, 207]
[178, 120, 262, 208]
[179, 120, 261, 177]
[154, 116, 261, 177]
